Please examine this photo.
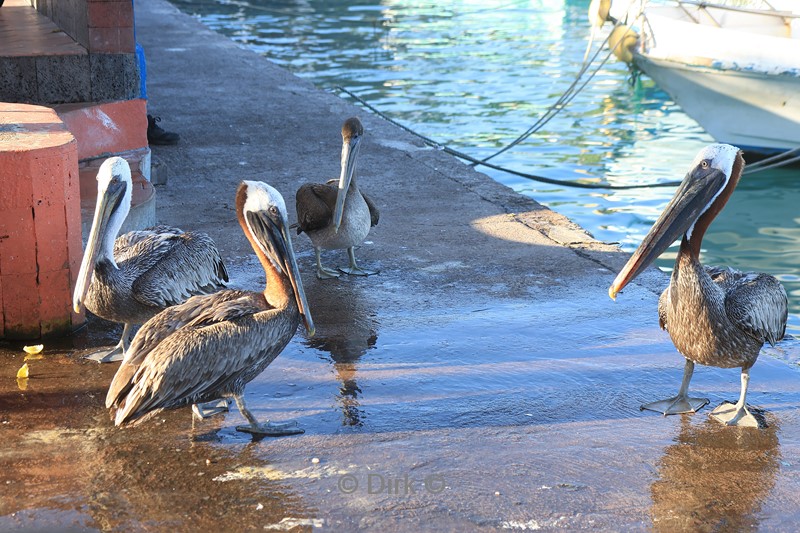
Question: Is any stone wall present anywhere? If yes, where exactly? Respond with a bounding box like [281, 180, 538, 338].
[0, 0, 140, 104]
[30, 0, 135, 53]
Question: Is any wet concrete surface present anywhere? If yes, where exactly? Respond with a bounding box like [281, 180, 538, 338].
[4, 287, 800, 531]
[4, 0, 800, 530]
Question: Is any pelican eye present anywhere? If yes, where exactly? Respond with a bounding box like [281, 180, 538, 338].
[269, 206, 279, 218]
[700, 160, 710, 169]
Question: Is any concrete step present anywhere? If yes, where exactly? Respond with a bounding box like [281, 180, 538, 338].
[0, 0, 86, 57]
[0, 0, 140, 104]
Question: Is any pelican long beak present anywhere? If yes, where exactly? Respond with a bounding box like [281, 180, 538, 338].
[72, 179, 127, 313]
[608, 166, 728, 300]
[279, 223, 315, 336]
[248, 210, 315, 336]
[332, 135, 361, 232]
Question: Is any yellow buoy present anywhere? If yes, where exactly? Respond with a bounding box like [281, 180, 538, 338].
[608, 24, 639, 64]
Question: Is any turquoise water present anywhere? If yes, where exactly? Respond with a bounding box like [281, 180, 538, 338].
[170, 0, 800, 333]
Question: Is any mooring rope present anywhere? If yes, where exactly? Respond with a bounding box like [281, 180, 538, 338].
[331, 10, 693, 191]
[336, 83, 800, 189]
[227, 0, 796, 187]
[334, 85, 684, 190]
[743, 146, 800, 175]
[332, 2, 799, 189]
[475, 17, 634, 165]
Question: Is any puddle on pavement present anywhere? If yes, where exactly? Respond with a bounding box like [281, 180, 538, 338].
[3, 270, 800, 529]
[0, 346, 314, 531]
[236, 302, 650, 437]
[219, 294, 799, 439]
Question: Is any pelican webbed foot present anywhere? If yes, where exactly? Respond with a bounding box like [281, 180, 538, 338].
[236, 420, 305, 437]
[84, 345, 125, 363]
[709, 368, 764, 428]
[314, 248, 341, 279]
[192, 398, 233, 419]
[710, 401, 763, 428]
[233, 394, 304, 437]
[641, 395, 709, 415]
[84, 323, 133, 363]
[316, 265, 342, 279]
[338, 265, 378, 276]
[642, 359, 708, 415]
[338, 247, 378, 276]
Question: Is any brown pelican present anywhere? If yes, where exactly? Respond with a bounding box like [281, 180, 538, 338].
[609, 144, 788, 427]
[295, 117, 380, 279]
[73, 157, 228, 363]
[106, 181, 314, 436]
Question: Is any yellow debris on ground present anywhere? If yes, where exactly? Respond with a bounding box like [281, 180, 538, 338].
[16, 363, 29, 379]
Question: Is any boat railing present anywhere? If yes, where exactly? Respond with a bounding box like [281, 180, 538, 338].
[637, 0, 800, 50]
[672, 0, 800, 27]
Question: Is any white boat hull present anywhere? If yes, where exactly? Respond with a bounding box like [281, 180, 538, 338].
[611, 1, 800, 152]
[634, 54, 800, 152]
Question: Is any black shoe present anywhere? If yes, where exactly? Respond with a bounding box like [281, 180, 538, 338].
[147, 115, 180, 146]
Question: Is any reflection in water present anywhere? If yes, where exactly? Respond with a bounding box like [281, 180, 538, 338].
[650, 417, 780, 532]
[0, 351, 311, 531]
[304, 289, 378, 428]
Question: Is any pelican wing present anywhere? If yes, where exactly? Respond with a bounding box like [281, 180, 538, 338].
[716, 268, 789, 347]
[114, 225, 183, 260]
[127, 290, 255, 368]
[295, 183, 337, 234]
[105, 292, 227, 409]
[107, 291, 276, 425]
[362, 190, 380, 227]
[120, 230, 228, 309]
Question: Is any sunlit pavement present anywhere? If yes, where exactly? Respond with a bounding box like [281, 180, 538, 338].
[2, 0, 800, 530]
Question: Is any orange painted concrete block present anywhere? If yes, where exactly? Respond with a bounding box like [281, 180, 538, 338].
[2, 272, 41, 340]
[33, 202, 70, 273]
[0, 207, 37, 276]
[55, 99, 148, 161]
[30, 146, 73, 206]
[0, 152, 35, 211]
[38, 269, 74, 336]
[64, 168, 83, 290]
[0, 102, 83, 339]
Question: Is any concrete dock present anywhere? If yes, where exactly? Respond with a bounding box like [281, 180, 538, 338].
[2, 0, 800, 530]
